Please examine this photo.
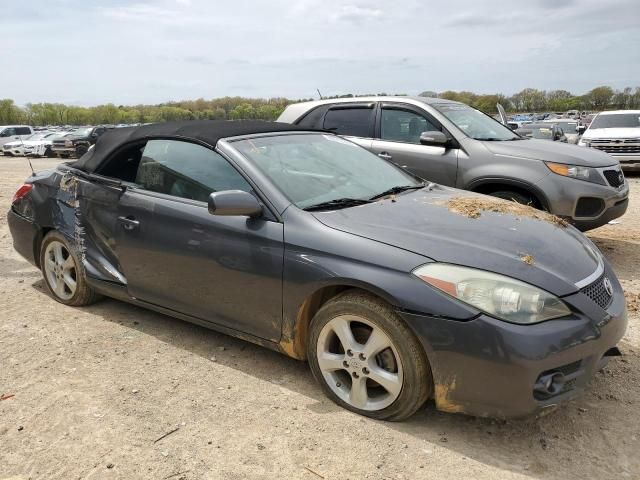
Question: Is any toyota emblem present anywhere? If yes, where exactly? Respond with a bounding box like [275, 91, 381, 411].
[603, 277, 613, 296]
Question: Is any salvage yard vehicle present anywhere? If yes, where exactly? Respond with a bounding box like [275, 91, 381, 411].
[51, 126, 108, 158]
[279, 97, 629, 231]
[578, 110, 640, 172]
[515, 123, 567, 142]
[2, 132, 60, 157]
[0, 125, 34, 152]
[8, 120, 627, 420]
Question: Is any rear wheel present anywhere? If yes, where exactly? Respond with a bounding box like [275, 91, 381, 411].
[308, 291, 432, 421]
[40, 231, 100, 306]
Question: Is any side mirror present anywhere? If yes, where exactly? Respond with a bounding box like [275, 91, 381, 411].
[419, 131, 449, 148]
[208, 190, 262, 217]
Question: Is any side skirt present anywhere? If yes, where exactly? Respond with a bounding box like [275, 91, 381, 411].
[86, 277, 294, 358]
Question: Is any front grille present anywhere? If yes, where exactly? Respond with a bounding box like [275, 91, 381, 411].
[603, 169, 624, 188]
[580, 274, 613, 309]
[591, 138, 640, 154]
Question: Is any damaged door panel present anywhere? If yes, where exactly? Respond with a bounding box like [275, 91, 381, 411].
[55, 171, 127, 284]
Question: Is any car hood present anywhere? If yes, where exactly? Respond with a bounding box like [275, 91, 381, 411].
[583, 128, 640, 140]
[480, 138, 616, 167]
[312, 186, 602, 296]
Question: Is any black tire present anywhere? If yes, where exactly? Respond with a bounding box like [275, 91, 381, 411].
[308, 291, 432, 421]
[45, 147, 54, 158]
[75, 145, 88, 158]
[489, 190, 538, 208]
[39, 231, 100, 306]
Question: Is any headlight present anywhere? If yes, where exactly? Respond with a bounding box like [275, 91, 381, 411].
[413, 263, 571, 324]
[578, 139, 590, 147]
[545, 162, 595, 182]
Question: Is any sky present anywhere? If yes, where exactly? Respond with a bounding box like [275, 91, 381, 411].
[2, 0, 639, 106]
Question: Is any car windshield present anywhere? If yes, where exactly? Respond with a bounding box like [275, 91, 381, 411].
[590, 113, 640, 129]
[553, 122, 577, 133]
[530, 127, 554, 139]
[433, 104, 520, 141]
[232, 134, 422, 209]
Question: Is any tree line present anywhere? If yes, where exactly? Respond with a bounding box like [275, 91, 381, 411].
[1, 85, 639, 126]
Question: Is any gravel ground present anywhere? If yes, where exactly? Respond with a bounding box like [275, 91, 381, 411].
[0, 156, 638, 480]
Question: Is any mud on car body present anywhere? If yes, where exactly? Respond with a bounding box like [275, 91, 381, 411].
[8, 120, 627, 420]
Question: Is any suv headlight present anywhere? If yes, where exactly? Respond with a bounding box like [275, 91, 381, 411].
[578, 138, 591, 147]
[413, 263, 571, 324]
[545, 162, 600, 184]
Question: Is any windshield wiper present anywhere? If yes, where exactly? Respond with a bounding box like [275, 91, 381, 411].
[303, 197, 373, 211]
[369, 183, 425, 201]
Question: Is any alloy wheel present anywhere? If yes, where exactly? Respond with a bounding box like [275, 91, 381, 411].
[44, 240, 77, 301]
[316, 315, 404, 411]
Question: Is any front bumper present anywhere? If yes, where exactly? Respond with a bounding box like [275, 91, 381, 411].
[51, 147, 76, 154]
[400, 264, 628, 418]
[536, 171, 629, 231]
[613, 155, 640, 172]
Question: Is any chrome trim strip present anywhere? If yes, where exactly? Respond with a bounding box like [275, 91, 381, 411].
[575, 258, 604, 289]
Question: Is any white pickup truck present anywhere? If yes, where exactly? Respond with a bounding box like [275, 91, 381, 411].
[578, 110, 640, 172]
[0, 125, 34, 154]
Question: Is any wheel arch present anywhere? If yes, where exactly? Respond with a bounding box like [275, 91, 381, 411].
[466, 177, 550, 211]
[279, 281, 401, 361]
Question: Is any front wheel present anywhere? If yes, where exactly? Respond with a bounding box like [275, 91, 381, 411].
[40, 231, 100, 306]
[308, 291, 432, 421]
[489, 190, 538, 208]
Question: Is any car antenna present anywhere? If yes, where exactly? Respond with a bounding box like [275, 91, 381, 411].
[317, 88, 323, 100]
[17, 130, 36, 176]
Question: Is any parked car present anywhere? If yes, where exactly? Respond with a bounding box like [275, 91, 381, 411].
[51, 126, 108, 158]
[2, 132, 59, 157]
[278, 97, 628, 231]
[0, 125, 34, 153]
[7, 120, 627, 420]
[516, 123, 567, 142]
[548, 119, 582, 144]
[578, 110, 640, 172]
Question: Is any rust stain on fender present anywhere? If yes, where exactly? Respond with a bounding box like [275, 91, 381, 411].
[434, 378, 464, 413]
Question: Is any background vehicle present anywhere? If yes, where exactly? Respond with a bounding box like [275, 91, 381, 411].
[51, 126, 108, 158]
[279, 97, 628, 231]
[7, 120, 627, 421]
[578, 110, 640, 172]
[516, 123, 567, 142]
[0, 125, 34, 152]
[2, 132, 60, 157]
[543, 119, 582, 144]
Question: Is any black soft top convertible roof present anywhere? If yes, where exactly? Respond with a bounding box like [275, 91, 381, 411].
[71, 120, 318, 173]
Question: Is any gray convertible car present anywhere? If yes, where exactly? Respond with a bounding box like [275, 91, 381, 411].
[8, 121, 627, 420]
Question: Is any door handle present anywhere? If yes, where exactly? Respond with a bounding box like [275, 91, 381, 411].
[118, 216, 140, 231]
[378, 152, 392, 160]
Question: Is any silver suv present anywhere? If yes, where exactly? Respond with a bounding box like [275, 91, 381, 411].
[278, 96, 629, 231]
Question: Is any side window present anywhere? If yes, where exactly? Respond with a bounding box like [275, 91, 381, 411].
[3, 128, 17, 137]
[135, 140, 252, 202]
[381, 108, 439, 144]
[323, 107, 374, 137]
[17, 127, 32, 135]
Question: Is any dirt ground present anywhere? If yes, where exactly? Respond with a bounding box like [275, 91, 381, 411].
[0, 156, 638, 480]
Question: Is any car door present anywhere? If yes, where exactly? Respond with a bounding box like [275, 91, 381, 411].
[370, 103, 458, 185]
[114, 139, 284, 341]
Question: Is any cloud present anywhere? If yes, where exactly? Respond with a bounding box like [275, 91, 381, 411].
[330, 5, 383, 23]
[0, 0, 638, 105]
